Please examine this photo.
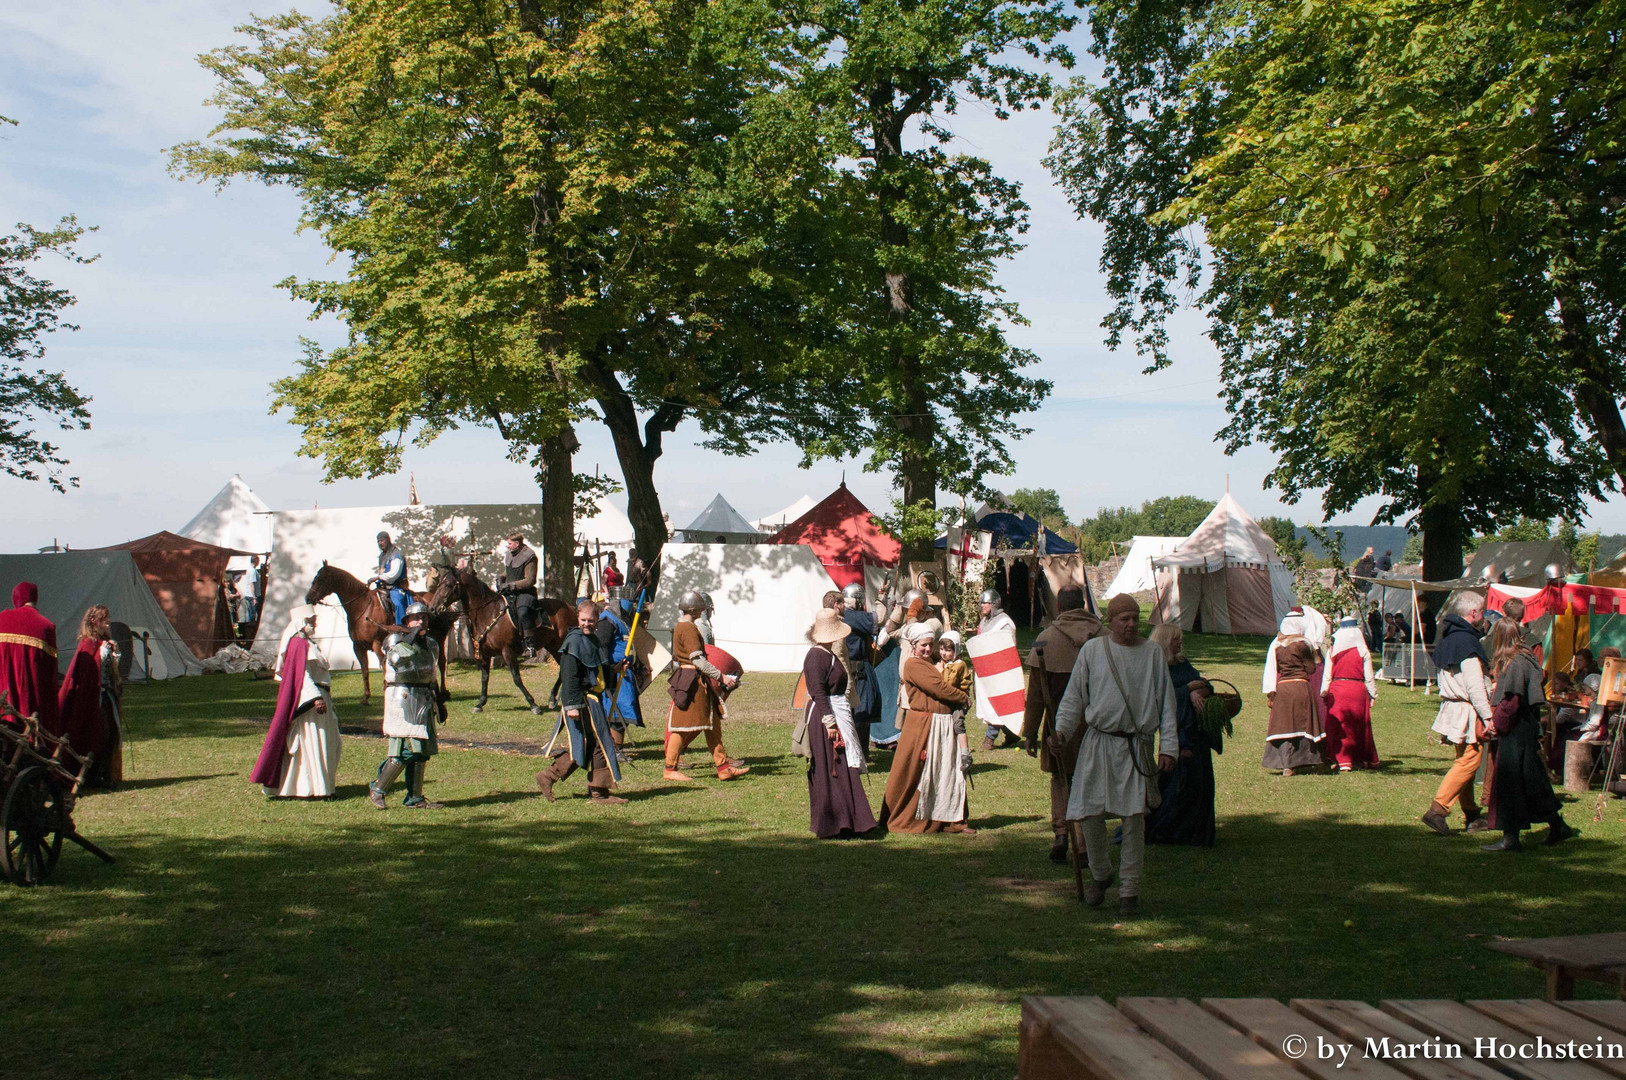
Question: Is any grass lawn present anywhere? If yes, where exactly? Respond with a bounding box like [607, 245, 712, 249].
[2, 629, 1621, 1079]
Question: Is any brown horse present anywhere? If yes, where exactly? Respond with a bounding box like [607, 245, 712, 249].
[305, 562, 440, 705]
[450, 567, 571, 715]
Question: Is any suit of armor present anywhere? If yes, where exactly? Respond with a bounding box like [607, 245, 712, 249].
[369, 626, 445, 808]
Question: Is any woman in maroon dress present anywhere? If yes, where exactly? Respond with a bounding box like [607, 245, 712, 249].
[57, 604, 121, 788]
[1320, 615, 1380, 771]
[803, 609, 877, 838]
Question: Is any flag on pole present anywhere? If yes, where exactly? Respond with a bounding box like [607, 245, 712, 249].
[967, 627, 1026, 735]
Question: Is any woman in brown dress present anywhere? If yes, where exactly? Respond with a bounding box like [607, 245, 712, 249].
[664, 590, 748, 782]
[877, 623, 975, 834]
[1263, 614, 1326, 775]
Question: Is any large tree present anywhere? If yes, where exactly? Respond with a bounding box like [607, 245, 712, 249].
[1045, 0, 1618, 580]
[174, 1, 828, 587]
[731, 1, 1075, 555]
[1, 118, 93, 493]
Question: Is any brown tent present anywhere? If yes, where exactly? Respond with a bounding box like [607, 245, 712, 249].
[107, 531, 249, 659]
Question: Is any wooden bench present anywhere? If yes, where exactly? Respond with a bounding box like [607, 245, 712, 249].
[1488, 933, 1626, 1001]
[1019, 996, 1626, 1080]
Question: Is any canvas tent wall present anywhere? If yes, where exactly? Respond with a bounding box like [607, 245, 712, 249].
[180, 475, 273, 573]
[0, 551, 201, 678]
[770, 482, 900, 589]
[254, 501, 596, 670]
[1150, 493, 1296, 635]
[1104, 536, 1183, 598]
[672, 494, 761, 544]
[108, 531, 245, 659]
[644, 542, 838, 671]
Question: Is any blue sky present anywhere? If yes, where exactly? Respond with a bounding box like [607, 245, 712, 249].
[2, 2, 1621, 552]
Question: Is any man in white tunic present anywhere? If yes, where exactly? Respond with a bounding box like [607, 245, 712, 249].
[1052, 594, 1177, 916]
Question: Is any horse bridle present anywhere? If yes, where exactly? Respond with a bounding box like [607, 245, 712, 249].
[460, 576, 513, 642]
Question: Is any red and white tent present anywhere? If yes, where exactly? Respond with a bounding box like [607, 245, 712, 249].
[770, 482, 901, 589]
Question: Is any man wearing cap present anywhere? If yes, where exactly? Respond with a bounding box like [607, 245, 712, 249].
[977, 589, 1021, 751]
[1021, 585, 1104, 863]
[1051, 594, 1177, 916]
[0, 582, 58, 733]
[367, 531, 411, 625]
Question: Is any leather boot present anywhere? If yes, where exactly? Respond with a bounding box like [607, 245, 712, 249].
[1118, 894, 1140, 917]
[1480, 831, 1522, 852]
[1083, 877, 1108, 908]
[1420, 800, 1451, 836]
[1049, 834, 1069, 864]
[535, 766, 559, 803]
[1544, 818, 1579, 845]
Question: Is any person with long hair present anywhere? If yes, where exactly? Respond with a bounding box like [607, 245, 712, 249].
[1480, 619, 1579, 852]
[802, 609, 877, 838]
[56, 604, 121, 788]
[1145, 624, 1219, 846]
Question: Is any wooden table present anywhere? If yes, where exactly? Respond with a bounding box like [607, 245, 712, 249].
[1489, 933, 1626, 1001]
[1019, 996, 1626, 1080]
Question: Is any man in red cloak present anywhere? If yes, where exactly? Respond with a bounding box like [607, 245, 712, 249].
[0, 582, 58, 732]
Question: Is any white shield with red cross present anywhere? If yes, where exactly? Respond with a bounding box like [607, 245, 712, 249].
[967, 628, 1026, 735]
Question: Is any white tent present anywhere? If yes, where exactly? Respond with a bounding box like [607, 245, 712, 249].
[577, 496, 635, 547]
[751, 495, 815, 536]
[1150, 493, 1296, 635]
[1104, 536, 1184, 598]
[254, 501, 590, 670]
[645, 542, 838, 672]
[0, 551, 200, 678]
[180, 475, 273, 572]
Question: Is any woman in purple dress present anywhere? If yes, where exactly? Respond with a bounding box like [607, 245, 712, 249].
[803, 609, 878, 838]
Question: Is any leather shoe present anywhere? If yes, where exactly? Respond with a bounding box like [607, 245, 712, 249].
[1465, 818, 1493, 833]
[535, 771, 555, 803]
[1083, 878, 1107, 908]
[588, 793, 628, 805]
[368, 783, 387, 810]
[1420, 809, 1451, 836]
[1544, 820, 1578, 846]
[1118, 894, 1139, 917]
[716, 765, 749, 781]
[1049, 835, 1069, 864]
[1480, 834, 1522, 852]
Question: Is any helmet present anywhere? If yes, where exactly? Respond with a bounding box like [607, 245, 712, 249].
[901, 588, 925, 611]
[1545, 563, 1565, 582]
[841, 583, 865, 608]
[700, 591, 714, 612]
[979, 589, 1002, 608]
[402, 601, 430, 623]
[678, 590, 707, 615]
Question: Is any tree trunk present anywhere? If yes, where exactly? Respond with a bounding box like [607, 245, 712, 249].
[1419, 498, 1463, 583]
[539, 426, 579, 597]
[579, 357, 682, 591]
[1553, 285, 1626, 490]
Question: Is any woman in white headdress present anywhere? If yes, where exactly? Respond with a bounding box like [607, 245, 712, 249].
[1262, 613, 1325, 775]
[250, 605, 340, 798]
[877, 622, 973, 833]
[1321, 614, 1380, 771]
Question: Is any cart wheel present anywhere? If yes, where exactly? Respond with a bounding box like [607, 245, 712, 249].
[1, 766, 66, 886]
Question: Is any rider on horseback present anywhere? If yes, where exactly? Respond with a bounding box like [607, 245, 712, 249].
[367, 531, 411, 625]
[498, 532, 540, 658]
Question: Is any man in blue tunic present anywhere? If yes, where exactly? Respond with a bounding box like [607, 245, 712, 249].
[535, 601, 625, 804]
[839, 582, 882, 759]
[367, 530, 411, 625]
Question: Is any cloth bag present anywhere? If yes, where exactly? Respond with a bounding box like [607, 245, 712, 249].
[668, 667, 698, 710]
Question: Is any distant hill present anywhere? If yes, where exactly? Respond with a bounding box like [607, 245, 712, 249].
[1599, 535, 1626, 566]
[1295, 525, 1412, 564]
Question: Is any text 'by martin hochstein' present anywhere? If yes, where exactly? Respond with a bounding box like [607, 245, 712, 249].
[1278, 1033, 1626, 1068]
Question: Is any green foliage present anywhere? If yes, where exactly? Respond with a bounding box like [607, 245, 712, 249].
[1071, 495, 1215, 563]
[876, 498, 943, 548]
[1005, 487, 1069, 528]
[0, 118, 93, 492]
[1045, 0, 1618, 558]
[1258, 516, 1305, 565]
[1401, 534, 1425, 565]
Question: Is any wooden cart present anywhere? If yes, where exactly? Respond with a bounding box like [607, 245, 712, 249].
[0, 711, 115, 886]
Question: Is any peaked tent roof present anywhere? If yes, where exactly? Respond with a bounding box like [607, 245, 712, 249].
[1463, 539, 1572, 588]
[576, 496, 635, 547]
[682, 494, 759, 537]
[967, 510, 1078, 554]
[750, 495, 815, 534]
[107, 531, 249, 659]
[1104, 536, 1185, 598]
[1153, 492, 1284, 569]
[770, 483, 901, 588]
[180, 475, 273, 554]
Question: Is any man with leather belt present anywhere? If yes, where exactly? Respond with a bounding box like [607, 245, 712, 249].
[536, 600, 625, 804]
[1022, 586, 1103, 863]
[498, 532, 540, 658]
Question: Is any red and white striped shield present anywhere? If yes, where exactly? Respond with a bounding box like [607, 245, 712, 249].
[967, 628, 1026, 735]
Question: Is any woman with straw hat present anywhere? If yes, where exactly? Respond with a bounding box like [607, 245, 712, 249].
[803, 609, 878, 838]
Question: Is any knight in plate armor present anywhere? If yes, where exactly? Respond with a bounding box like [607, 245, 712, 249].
[369, 603, 447, 809]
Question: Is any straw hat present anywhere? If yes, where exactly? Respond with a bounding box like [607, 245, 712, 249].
[810, 608, 851, 645]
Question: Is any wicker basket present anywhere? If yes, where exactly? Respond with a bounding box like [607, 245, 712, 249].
[1208, 678, 1244, 720]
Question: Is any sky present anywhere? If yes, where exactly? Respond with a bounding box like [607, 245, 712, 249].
[2, 2, 1622, 552]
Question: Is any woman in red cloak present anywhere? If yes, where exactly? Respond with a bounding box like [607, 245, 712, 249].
[57, 604, 121, 788]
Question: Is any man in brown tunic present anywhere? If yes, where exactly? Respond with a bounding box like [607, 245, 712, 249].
[1022, 586, 1103, 863]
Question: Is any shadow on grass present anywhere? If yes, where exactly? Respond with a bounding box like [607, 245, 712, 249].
[104, 773, 235, 792]
[10, 799, 1621, 1080]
